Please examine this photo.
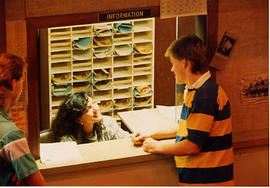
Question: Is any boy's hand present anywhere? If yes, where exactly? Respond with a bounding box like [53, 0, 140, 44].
[143, 138, 160, 153]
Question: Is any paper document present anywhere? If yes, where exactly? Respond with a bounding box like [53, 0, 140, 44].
[118, 106, 182, 136]
[40, 142, 84, 165]
[156, 105, 182, 123]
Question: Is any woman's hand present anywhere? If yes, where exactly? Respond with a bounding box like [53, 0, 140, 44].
[131, 132, 149, 146]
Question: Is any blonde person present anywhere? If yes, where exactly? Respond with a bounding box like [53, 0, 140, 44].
[132, 35, 234, 186]
[0, 53, 45, 185]
[51, 91, 130, 144]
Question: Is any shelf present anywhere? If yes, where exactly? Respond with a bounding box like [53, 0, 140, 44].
[93, 57, 112, 69]
[93, 90, 112, 101]
[114, 98, 133, 110]
[72, 60, 92, 70]
[50, 41, 71, 49]
[114, 56, 132, 67]
[51, 96, 67, 107]
[49, 28, 70, 35]
[71, 26, 92, 40]
[50, 57, 71, 64]
[73, 49, 93, 60]
[133, 64, 152, 76]
[113, 77, 132, 89]
[98, 100, 113, 113]
[134, 31, 153, 43]
[50, 35, 71, 41]
[114, 66, 132, 78]
[133, 58, 152, 66]
[72, 82, 91, 92]
[51, 68, 71, 75]
[49, 28, 71, 41]
[114, 44, 133, 56]
[133, 75, 152, 86]
[114, 87, 133, 99]
[41, 18, 155, 129]
[50, 46, 71, 52]
[133, 19, 153, 33]
[133, 54, 153, 61]
[113, 33, 132, 45]
[50, 51, 71, 59]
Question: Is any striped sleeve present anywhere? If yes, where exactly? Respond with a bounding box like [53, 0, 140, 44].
[1, 129, 39, 180]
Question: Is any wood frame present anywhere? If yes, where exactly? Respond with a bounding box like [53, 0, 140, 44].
[40, 17, 156, 130]
[0, 0, 6, 52]
[233, 138, 269, 149]
[206, 0, 219, 80]
[26, 7, 160, 159]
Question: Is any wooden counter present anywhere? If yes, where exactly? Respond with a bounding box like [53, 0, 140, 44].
[37, 138, 179, 186]
[37, 131, 268, 185]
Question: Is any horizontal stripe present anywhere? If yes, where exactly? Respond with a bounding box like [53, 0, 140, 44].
[177, 120, 188, 137]
[192, 97, 217, 116]
[179, 180, 234, 186]
[186, 113, 214, 132]
[1, 128, 25, 147]
[214, 101, 231, 121]
[175, 148, 233, 168]
[12, 153, 38, 180]
[0, 137, 30, 161]
[217, 86, 229, 111]
[210, 117, 232, 136]
[177, 164, 233, 184]
[186, 129, 209, 147]
[201, 133, 232, 152]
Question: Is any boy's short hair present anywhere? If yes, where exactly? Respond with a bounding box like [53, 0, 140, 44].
[165, 35, 209, 74]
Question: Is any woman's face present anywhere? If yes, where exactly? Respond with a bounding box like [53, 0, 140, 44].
[79, 97, 102, 134]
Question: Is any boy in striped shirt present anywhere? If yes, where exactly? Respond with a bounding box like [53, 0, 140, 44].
[132, 35, 234, 186]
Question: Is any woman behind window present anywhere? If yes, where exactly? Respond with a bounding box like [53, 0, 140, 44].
[51, 91, 130, 144]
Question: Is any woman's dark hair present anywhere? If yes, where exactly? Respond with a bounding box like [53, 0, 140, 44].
[165, 34, 209, 74]
[51, 91, 91, 144]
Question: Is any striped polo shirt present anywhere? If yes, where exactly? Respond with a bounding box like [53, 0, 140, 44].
[175, 71, 234, 185]
[0, 107, 39, 185]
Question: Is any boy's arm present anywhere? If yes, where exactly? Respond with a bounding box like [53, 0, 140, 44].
[132, 123, 177, 146]
[143, 138, 201, 156]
